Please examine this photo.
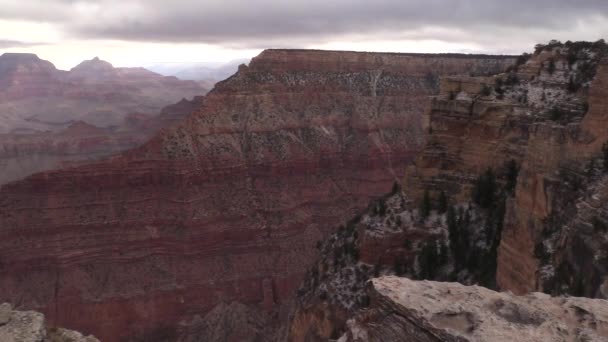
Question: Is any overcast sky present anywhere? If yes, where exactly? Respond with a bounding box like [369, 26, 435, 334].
[1, 0, 607, 69]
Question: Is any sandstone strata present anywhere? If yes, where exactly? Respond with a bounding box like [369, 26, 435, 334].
[340, 276, 608, 342]
[0, 96, 203, 186]
[399, 41, 608, 296]
[0, 49, 514, 341]
[291, 40, 608, 341]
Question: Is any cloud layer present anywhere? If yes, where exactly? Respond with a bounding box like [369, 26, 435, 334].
[1, 0, 606, 50]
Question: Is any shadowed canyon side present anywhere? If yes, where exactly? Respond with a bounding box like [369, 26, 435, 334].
[290, 41, 608, 341]
[0, 49, 515, 341]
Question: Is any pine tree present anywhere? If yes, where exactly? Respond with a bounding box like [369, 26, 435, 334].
[438, 191, 448, 214]
[505, 160, 519, 194]
[391, 181, 400, 195]
[603, 142, 608, 172]
[472, 168, 497, 208]
[420, 189, 432, 220]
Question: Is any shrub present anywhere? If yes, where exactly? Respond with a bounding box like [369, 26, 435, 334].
[494, 77, 504, 94]
[480, 84, 492, 96]
[549, 107, 564, 121]
[567, 76, 579, 93]
[504, 73, 519, 86]
[548, 58, 556, 74]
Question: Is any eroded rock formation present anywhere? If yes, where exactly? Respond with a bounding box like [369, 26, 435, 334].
[0, 49, 514, 341]
[291, 40, 608, 341]
[0, 96, 203, 186]
[340, 276, 608, 342]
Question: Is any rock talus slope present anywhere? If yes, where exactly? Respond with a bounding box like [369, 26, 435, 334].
[341, 276, 608, 342]
[0, 49, 514, 341]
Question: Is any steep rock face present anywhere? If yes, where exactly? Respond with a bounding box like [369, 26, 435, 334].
[341, 276, 608, 342]
[496, 44, 608, 296]
[291, 40, 608, 341]
[398, 41, 608, 296]
[0, 49, 514, 341]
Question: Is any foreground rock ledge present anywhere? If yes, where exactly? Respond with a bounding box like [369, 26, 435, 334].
[340, 276, 608, 342]
[0, 303, 99, 342]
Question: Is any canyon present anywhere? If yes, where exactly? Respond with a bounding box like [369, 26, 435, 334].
[0, 53, 209, 133]
[291, 40, 608, 340]
[0, 53, 209, 185]
[0, 49, 515, 341]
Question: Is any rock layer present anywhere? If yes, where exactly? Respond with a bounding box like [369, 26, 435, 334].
[0, 49, 514, 341]
[400, 41, 608, 296]
[0, 96, 203, 186]
[341, 276, 608, 342]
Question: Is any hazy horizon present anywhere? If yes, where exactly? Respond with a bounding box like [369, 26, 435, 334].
[1, 0, 607, 69]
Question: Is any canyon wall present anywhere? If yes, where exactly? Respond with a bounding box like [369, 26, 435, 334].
[401, 41, 608, 296]
[0, 97, 203, 186]
[290, 41, 608, 341]
[0, 50, 514, 341]
[0, 53, 209, 133]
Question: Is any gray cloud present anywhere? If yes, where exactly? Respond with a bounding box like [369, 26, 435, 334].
[0, 39, 48, 48]
[2, 0, 608, 52]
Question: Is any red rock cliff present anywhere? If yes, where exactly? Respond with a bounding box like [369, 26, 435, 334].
[0, 49, 514, 341]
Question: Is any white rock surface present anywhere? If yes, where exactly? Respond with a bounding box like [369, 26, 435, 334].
[342, 276, 608, 342]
